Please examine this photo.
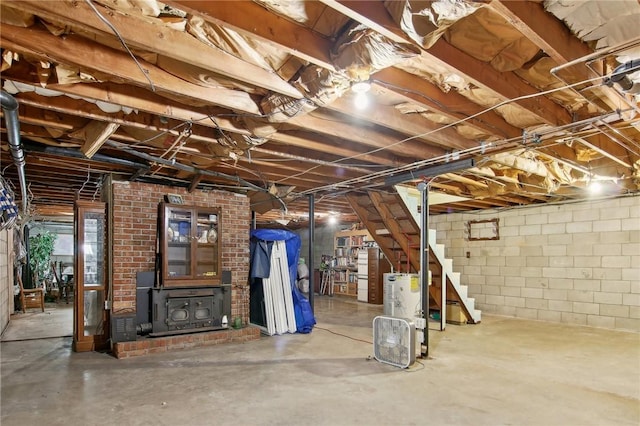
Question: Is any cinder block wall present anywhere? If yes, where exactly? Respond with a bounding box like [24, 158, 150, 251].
[111, 181, 251, 323]
[0, 229, 12, 335]
[296, 224, 343, 269]
[430, 195, 639, 332]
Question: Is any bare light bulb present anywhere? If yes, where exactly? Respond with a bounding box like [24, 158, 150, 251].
[354, 92, 369, 109]
[588, 181, 602, 194]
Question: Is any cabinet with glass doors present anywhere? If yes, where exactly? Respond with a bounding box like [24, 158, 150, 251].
[160, 202, 222, 287]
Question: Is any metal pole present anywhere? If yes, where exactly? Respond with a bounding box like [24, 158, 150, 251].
[417, 182, 429, 357]
[308, 194, 315, 312]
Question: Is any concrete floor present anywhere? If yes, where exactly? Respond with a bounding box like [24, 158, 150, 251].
[1, 296, 639, 426]
[1, 301, 73, 342]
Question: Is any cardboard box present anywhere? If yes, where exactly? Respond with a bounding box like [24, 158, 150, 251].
[446, 303, 467, 325]
[348, 283, 357, 295]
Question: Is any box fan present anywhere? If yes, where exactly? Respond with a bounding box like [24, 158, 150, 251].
[372, 316, 416, 368]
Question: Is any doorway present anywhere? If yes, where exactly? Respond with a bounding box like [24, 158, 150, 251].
[2, 220, 74, 342]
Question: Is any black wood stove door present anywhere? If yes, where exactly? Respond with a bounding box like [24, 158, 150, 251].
[151, 287, 229, 336]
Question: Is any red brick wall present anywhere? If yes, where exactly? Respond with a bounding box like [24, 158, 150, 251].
[111, 181, 251, 323]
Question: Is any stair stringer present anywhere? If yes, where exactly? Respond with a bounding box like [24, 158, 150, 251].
[395, 185, 481, 323]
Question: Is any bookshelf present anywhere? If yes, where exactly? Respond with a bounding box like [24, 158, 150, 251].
[333, 229, 375, 297]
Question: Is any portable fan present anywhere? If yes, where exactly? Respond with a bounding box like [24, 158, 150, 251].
[372, 316, 416, 368]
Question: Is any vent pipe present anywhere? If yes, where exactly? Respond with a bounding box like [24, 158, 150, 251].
[605, 59, 640, 94]
[0, 91, 27, 215]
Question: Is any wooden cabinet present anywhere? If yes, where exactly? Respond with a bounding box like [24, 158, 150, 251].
[366, 248, 391, 305]
[333, 229, 374, 297]
[73, 201, 109, 352]
[160, 202, 222, 287]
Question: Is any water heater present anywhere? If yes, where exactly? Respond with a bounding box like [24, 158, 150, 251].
[383, 273, 421, 319]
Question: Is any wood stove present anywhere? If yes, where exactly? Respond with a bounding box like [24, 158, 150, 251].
[150, 286, 231, 337]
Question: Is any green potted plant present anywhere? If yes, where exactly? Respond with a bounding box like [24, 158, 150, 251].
[28, 230, 57, 289]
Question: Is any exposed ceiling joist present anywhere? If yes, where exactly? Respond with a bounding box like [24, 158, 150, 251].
[0, 0, 637, 227]
[0, 26, 262, 114]
[6, 0, 302, 99]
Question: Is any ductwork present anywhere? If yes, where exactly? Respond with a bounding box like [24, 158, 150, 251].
[605, 59, 640, 94]
[0, 90, 27, 215]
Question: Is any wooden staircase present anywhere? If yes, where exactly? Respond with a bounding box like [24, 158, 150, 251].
[346, 189, 481, 325]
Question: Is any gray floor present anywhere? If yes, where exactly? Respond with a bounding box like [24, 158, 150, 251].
[1, 296, 639, 426]
[1, 301, 73, 342]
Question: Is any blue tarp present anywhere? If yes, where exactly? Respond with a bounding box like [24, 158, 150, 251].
[250, 229, 316, 333]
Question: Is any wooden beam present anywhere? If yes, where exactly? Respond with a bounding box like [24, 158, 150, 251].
[373, 67, 522, 140]
[187, 173, 204, 193]
[5, 0, 302, 99]
[80, 122, 120, 158]
[570, 138, 632, 169]
[0, 24, 262, 115]
[326, 91, 480, 150]
[11, 86, 407, 179]
[165, 0, 482, 154]
[428, 39, 573, 127]
[320, 0, 573, 126]
[289, 111, 447, 159]
[488, 0, 627, 114]
[12, 92, 221, 144]
[250, 147, 371, 175]
[318, 0, 409, 45]
[164, 0, 335, 71]
[441, 173, 489, 188]
[6, 71, 442, 168]
[1, 70, 249, 135]
[269, 132, 401, 167]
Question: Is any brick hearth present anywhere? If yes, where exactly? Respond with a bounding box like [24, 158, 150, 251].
[113, 326, 261, 359]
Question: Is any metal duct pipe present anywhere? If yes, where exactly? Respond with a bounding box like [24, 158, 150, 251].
[23, 141, 149, 169]
[0, 91, 27, 215]
[605, 59, 640, 94]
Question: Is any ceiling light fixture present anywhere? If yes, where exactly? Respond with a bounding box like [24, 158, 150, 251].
[588, 180, 602, 194]
[351, 81, 371, 94]
[351, 80, 371, 110]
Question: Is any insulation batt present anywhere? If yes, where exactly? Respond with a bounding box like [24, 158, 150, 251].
[331, 24, 420, 80]
[384, 0, 480, 48]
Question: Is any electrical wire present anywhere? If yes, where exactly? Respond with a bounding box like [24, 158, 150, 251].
[372, 78, 509, 138]
[92, 37, 637, 201]
[129, 121, 194, 147]
[282, 61, 639, 190]
[314, 326, 373, 345]
[77, 165, 92, 195]
[92, 175, 104, 201]
[84, 0, 156, 92]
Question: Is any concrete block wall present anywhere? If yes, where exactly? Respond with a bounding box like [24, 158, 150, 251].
[296, 224, 343, 270]
[0, 229, 12, 335]
[111, 181, 251, 324]
[429, 195, 639, 332]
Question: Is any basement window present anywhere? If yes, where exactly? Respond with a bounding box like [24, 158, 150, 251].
[466, 218, 499, 241]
